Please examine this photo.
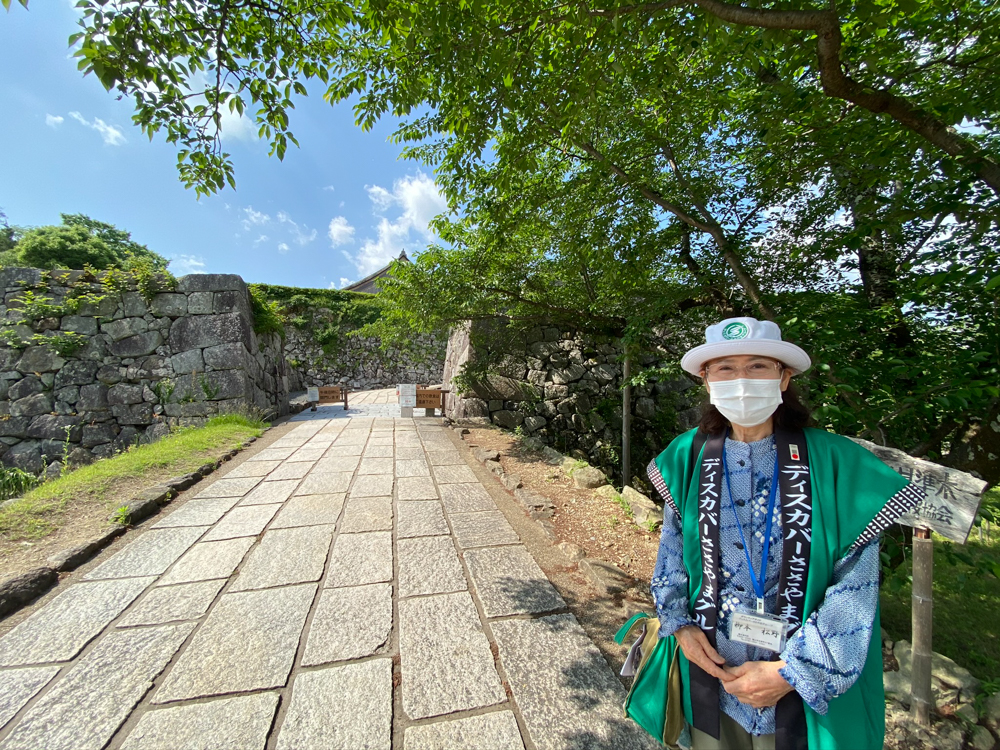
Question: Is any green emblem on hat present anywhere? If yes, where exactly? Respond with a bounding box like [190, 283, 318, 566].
[722, 322, 750, 340]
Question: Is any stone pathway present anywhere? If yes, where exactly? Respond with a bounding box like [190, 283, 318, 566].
[294, 387, 403, 420]
[0, 410, 656, 750]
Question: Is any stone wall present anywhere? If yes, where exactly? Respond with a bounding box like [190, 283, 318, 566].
[283, 326, 446, 391]
[0, 268, 290, 474]
[442, 322, 701, 483]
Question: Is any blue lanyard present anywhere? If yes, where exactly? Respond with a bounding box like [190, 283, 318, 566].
[721, 433, 779, 614]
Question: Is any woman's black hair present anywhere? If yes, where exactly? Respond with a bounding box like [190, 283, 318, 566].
[697, 380, 813, 436]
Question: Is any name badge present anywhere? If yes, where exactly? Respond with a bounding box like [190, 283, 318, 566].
[729, 611, 789, 653]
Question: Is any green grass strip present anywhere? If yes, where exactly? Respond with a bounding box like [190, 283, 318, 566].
[0, 414, 266, 542]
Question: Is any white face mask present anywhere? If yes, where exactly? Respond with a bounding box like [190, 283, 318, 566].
[708, 378, 784, 427]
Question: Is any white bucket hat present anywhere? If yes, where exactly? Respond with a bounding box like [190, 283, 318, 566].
[680, 317, 811, 376]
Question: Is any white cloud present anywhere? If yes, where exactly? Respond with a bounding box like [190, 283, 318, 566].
[170, 255, 207, 274]
[340, 277, 352, 288]
[366, 185, 394, 213]
[253, 234, 269, 246]
[277, 242, 290, 254]
[327, 216, 355, 246]
[218, 108, 257, 142]
[241, 206, 270, 231]
[45, 114, 64, 128]
[277, 211, 317, 246]
[346, 172, 447, 276]
[69, 111, 126, 146]
[323, 185, 336, 192]
[329, 278, 353, 289]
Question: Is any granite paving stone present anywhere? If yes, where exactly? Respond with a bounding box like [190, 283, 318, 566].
[117, 580, 226, 627]
[152, 585, 315, 703]
[287, 448, 327, 463]
[491, 614, 658, 750]
[399, 591, 505, 720]
[239, 479, 301, 505]
[202, 504, 281, 541]
[368, 436, 394, 446]
[426, 451, 466, 466]
[311, 455, 361, 474]
[194, 477, 263, 498]
[275, 660, 392, 750]
[395, 434, 422, 447]
[222, 460, 281, 478]
[263, 462, 311, 481]
[0, 666, 60, 728]
[120, 693, 279, 750]
[324, 444, 364, 456]
[84, 527, 205, 580]
[397, 476, 438, 500]
[394, 447, 424, 460]
[432, 464, 479, 484]
[358, 457, 394, 475]
[156, 537, 255, 585]
[269, 493, 345, 529]
[340, 498, 393, 532]
[334, 431, 369, 445]
[395, 459, 431, 478]
[420, 439, 454, 452]
[349, 474, 393, 498]
[295, 472, 352, 496]
[464, 546, 566, 617]
[324, 531, 392, 588]
[439, 483, 497, 513]
[247, 447, 297, 462]
[229, 526, 335, 591]
[0, 623, 194, 750]
[363, 444, 393, 458]
[302, 583, 392, 665]
[269, 438, 309, 449]
[397, 537, 466, 598]
[449, 511, 520, 549]
[151, 497, 240, 528]
[397, 501, 449, 538]
[404, 712, 525, 750]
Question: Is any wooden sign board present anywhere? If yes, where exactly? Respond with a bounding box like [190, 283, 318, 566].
[318, 387, 344, 403]
[851, 437, 987, 544]
[415, 389, 443, 409]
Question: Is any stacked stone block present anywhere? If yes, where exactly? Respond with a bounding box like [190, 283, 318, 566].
[282, 326, 445, 392]
[443, 323, 701, 472]
[0, 269, 290, 473]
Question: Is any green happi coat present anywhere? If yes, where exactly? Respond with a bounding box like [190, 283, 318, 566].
[652, 427, 921, 750]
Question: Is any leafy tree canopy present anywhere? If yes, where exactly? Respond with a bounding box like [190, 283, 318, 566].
[1, 213, 169, 272]
[40, 0, 1000, 481]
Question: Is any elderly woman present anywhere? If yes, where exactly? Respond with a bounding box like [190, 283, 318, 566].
[648, 318, 924, 750]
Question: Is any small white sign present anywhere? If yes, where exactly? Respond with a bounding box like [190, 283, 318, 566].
[307, 387, 319, 402]
[398, 383, 417, 397]
[729, 612, 787, 653]
[400, 395, 417, 408]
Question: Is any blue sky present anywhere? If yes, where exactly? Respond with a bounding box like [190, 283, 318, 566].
[0, 1, 447, 289]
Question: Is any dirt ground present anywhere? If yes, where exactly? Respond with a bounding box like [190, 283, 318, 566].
[462, 426, 660, 587]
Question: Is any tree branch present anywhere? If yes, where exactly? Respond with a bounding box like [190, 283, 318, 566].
[575, 139, 776, 319]
[686, 0, 1000, 195]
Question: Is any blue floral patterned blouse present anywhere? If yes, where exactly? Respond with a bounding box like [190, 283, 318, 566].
[650, 435, 880, 736]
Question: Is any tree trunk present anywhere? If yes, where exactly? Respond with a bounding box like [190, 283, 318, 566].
[944, 399, 1000, 488]
[622, 350, 632, 489]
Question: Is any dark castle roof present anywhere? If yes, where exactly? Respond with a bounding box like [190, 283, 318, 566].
[342, 251, 410, 294]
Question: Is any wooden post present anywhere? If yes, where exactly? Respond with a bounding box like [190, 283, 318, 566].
[622, 351, 631, 489]
[911, 527, 934, 726]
